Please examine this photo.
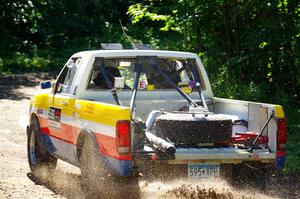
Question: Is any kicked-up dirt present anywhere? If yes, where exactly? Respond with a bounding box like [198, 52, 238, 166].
[0, 73, 299, 199]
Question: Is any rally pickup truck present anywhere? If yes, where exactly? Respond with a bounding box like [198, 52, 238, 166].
[27, 49, 286, 192]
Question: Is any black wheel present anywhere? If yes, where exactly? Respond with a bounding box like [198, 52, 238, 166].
[27, 116, 57, 176]
[231, 163, 269, 191]
[79, 135, 140, 198]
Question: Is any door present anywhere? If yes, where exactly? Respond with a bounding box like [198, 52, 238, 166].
[47, 58, 81, 145]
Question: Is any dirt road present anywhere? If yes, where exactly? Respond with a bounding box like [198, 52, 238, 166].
[0, 74, 299, 199]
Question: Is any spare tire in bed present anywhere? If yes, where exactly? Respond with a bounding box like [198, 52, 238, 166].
[152, 113, 233, 147]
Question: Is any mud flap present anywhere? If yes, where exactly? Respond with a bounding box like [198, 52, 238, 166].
[104, 156, 133, 177]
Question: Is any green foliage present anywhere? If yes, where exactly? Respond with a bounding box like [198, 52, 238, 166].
[0, 0, 132, 71]
[2, 53, 53, 72]
[127, 0, 300, 100]
[128, 4, 176, 32]
[285, 107, 300, 173]
[0, 58, 3, 74]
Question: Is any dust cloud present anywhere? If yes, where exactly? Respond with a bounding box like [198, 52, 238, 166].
[139, 178, 275, 199]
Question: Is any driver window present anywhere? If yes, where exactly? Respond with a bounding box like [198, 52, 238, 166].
[55, 58, 81, 94]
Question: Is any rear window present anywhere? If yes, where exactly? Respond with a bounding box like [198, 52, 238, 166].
[86, 57, 206, 91]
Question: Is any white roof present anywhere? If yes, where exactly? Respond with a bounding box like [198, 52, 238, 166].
[72, 50, 198, 59]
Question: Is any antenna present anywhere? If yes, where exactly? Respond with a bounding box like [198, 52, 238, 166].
[119, 19, 137, 49]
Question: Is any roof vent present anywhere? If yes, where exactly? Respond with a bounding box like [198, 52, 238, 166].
[101, 43, 123, 50]
[132, 44, 152, 50]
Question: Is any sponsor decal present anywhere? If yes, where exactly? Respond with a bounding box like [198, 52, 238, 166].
[83, 104, 94, 115]
[49, 107, 61, 129]
[139, 80, 146, 89]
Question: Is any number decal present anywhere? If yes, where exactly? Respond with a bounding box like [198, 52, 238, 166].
[49, 107, 61, 129]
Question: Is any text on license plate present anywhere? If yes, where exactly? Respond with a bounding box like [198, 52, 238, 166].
[188, 163, 220, 180]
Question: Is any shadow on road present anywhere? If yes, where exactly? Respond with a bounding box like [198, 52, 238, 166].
[0, 73, 56, 100]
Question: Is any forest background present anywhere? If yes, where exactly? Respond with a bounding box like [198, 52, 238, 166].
[0, 0, 299, 172]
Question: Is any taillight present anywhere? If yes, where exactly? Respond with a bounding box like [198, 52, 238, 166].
[276, 118, 286, 168]
[277, 119, 286, 153]
[116, 120, 131, 154]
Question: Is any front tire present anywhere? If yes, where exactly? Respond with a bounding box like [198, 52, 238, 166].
[27, 116, 57, 176]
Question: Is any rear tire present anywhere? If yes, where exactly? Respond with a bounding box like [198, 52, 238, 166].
[79, 135, 111, 197]
[27, 116, 57, 176]
[79, 135, 140, 198]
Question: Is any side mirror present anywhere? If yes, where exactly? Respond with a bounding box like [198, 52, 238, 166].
[40, 81, 52, 89]
[114, 77, 125, 89]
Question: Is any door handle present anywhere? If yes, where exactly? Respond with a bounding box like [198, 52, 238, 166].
[61, 100, 68, 106]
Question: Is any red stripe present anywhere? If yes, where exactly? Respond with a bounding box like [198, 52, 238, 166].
[39, 117, 77, 144]
[38, 116, 132, 160]
[95, 134, 132, 160]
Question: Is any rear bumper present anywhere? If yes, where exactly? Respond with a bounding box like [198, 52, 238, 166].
[168, 147, 276, 164]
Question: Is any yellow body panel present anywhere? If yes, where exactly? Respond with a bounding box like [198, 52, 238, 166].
[51, 95, 75, 116]
[30, 94, 49, 111]
[274, 105, 285, 118]
[31, 94, 130, 127]
[76, 100, 130, 127]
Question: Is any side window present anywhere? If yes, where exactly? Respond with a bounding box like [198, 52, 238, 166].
[87, 61, 123, 90]
[87, 63, 109, 89]
[55, 58, 81, 94]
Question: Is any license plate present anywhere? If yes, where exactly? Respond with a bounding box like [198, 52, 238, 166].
[188, 163, 220, 180]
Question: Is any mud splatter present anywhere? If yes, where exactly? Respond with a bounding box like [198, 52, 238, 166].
[163, 185, 234, 199]
[139, 179, 277, 199]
